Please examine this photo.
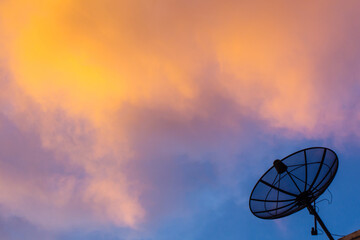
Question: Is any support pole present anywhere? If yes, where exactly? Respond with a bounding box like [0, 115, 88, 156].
[307, 204, 334, 240]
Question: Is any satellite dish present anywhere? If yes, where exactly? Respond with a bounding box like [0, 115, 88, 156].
[249, 147, 338, 240]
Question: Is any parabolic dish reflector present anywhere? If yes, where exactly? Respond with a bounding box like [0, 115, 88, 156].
[249, 147, 338, 219]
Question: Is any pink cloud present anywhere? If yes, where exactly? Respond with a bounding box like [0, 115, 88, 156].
[0, 0, 359, 234]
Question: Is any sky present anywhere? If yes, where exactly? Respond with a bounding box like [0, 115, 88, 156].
[0, 0, 360, 239]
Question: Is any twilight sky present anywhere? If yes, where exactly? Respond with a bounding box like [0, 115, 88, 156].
[0, 1, 360, 239]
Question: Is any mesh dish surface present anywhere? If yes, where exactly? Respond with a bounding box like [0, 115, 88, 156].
[249, 147, 338, 219]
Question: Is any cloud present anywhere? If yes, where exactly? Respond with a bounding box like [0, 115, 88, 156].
[0, 213, 54, 240]
[0, 0, 360, 235]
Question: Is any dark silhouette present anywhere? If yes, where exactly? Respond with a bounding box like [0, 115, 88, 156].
[249, 147, 338, 240]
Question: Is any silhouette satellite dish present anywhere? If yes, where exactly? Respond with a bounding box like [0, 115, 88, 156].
[249, 147, 338, 240]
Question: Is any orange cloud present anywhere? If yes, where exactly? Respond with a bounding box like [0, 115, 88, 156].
[0, 0, 360, 230]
